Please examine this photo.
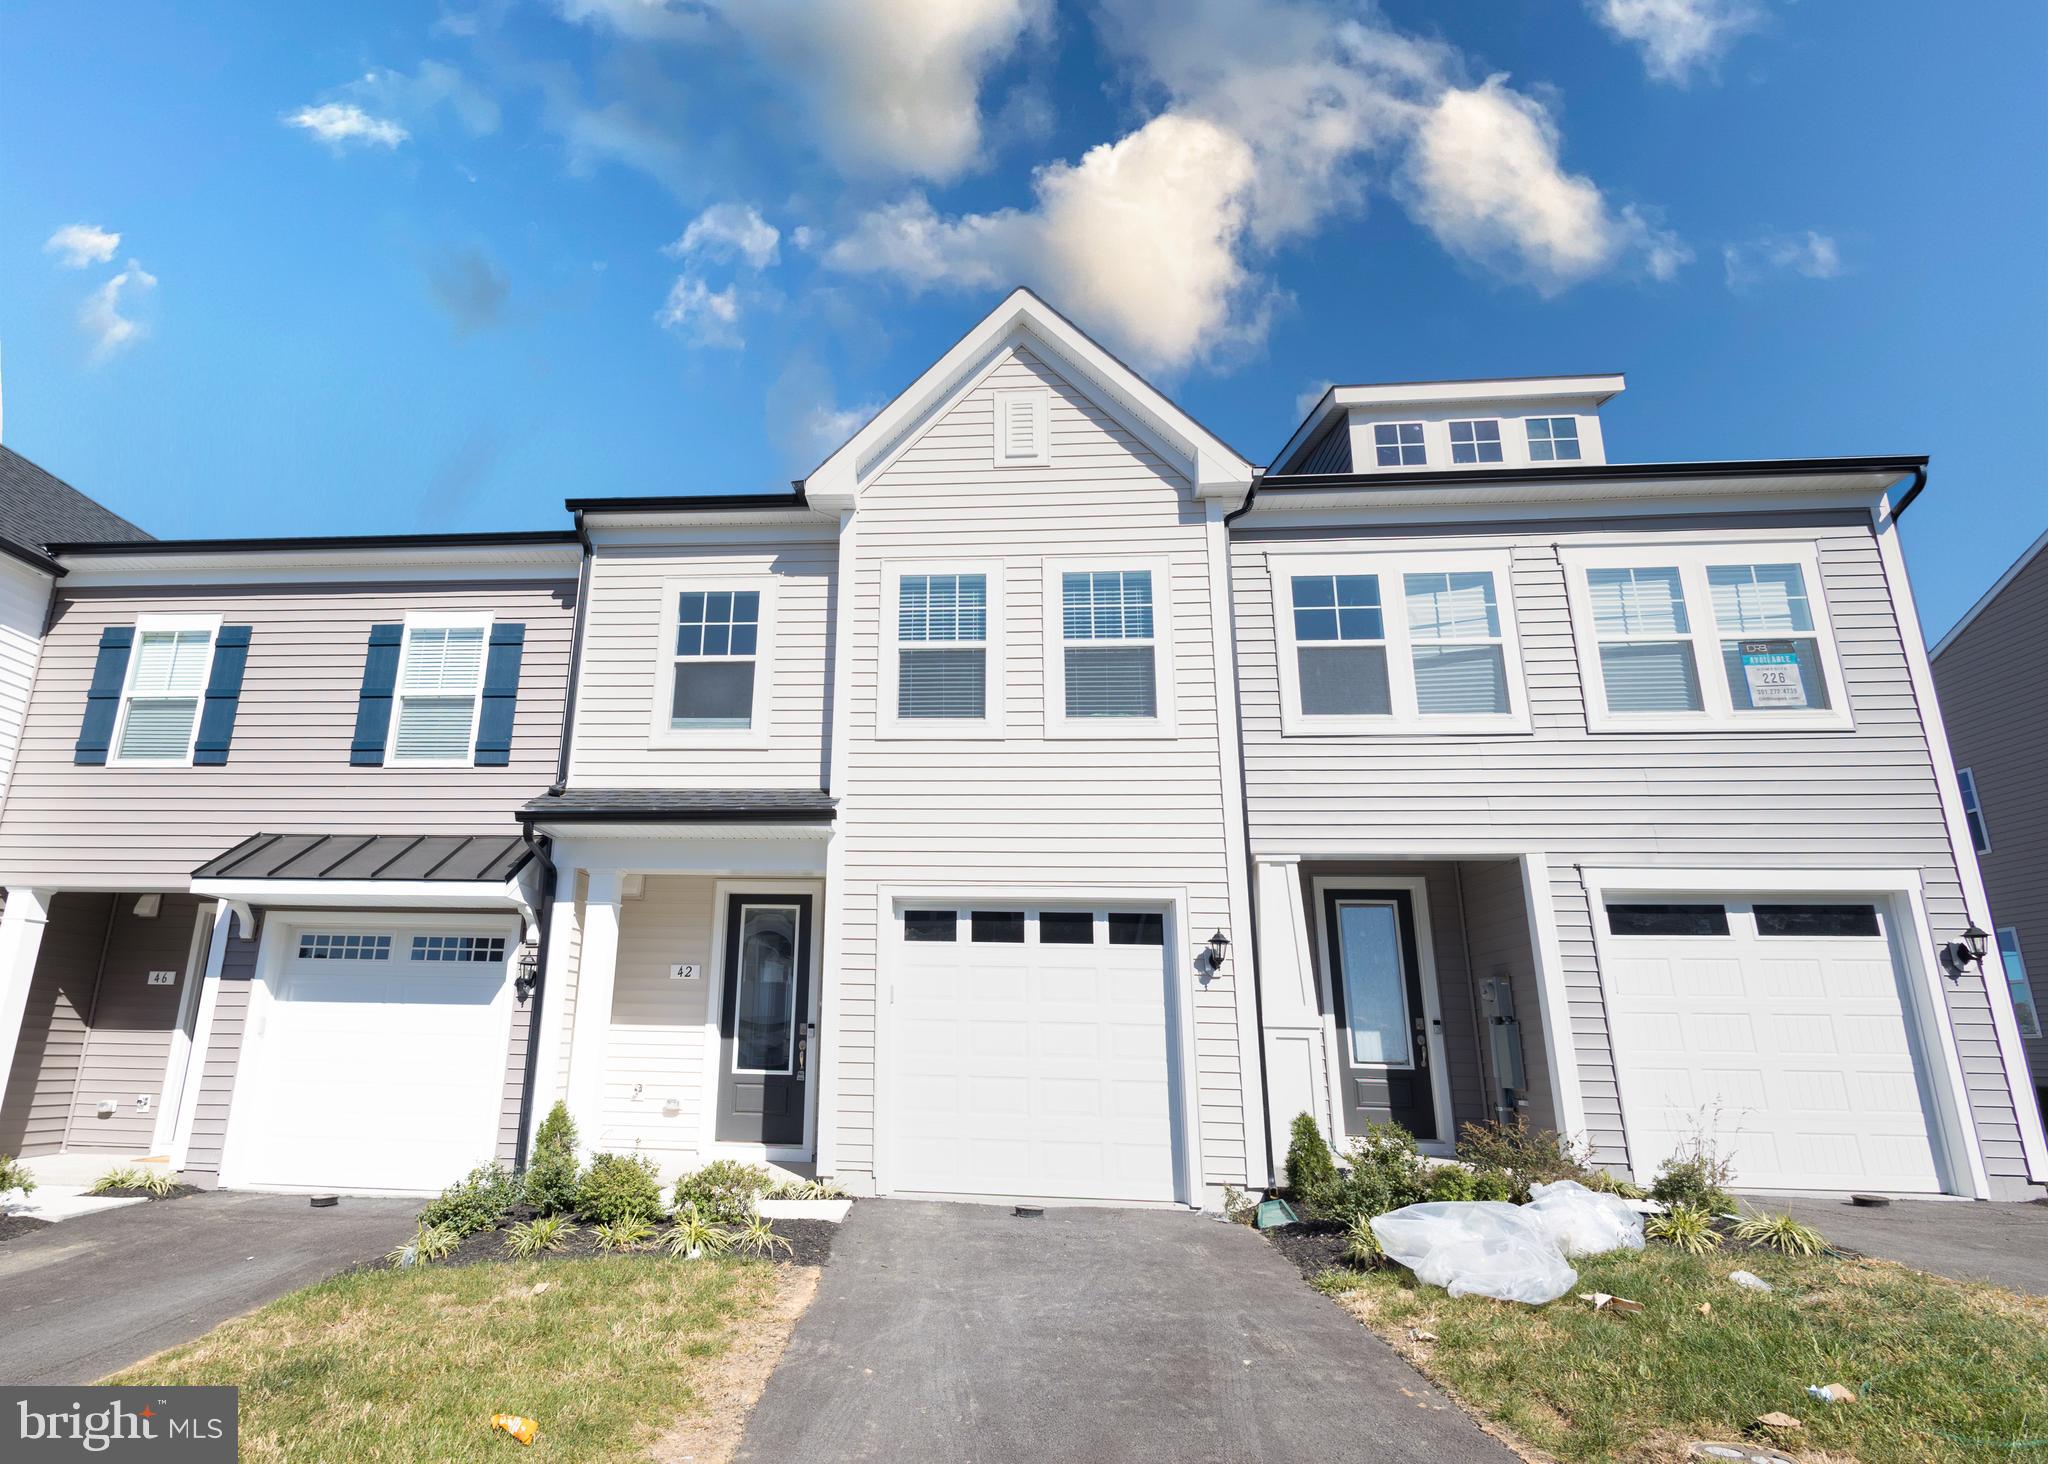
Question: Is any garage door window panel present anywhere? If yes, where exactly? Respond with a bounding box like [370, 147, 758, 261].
[971, 911, 1025, 943]
[1606, 904, 1729, 937]
[1037, 911, 1094, 944]
[298, 931, 392, 960]
[903, 910, 958, 942]
[1753, 904, 1880, 938]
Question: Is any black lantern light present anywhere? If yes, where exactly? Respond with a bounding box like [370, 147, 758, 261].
[1943, 922, 1991, 975]
[1205, 930, 1231, 970]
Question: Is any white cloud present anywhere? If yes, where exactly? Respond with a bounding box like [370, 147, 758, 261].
[286, 102, 410, 149]
[1723, 229, 1841, 290]
[667, 203, 781, 269]
[358, 60, 501, 136]
[1404, 76, 1687, 293]
[656, 274, 743, 347]
[1589, 0, 1763, 85]
[80, 260, 156, 361]
[44, 224, 121, 269]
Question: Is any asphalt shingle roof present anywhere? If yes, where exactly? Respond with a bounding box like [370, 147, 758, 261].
[0, 446, 150, 555]
[519, 788, 836, 822]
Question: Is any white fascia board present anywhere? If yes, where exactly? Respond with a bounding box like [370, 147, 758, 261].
[1930, 524, 2048, 660]
[1243, 472, 1899, 523]
[1330, 375, 1626, 410]
[802, 287, 1254, 510]
[189, 877, 522, 911]
[60, 544, 582, 588]
[580, 511, 837, 541]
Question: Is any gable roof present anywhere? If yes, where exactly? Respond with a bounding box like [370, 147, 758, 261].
[0, 446, 150, 570]
[1932, 524, 2048, 660]
[800, 288, 1255, 510]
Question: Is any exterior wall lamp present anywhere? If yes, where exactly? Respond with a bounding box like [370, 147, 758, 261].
[514, 941, 541, 1000]
[1942, 922, 1990, 976]
[1203, 930, 1231, 973]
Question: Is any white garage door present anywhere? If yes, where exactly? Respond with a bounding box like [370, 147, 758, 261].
[232, 923, 514, 1192]
[1603, 897, 1944, 1193]
[887, 906, 1179, 1203]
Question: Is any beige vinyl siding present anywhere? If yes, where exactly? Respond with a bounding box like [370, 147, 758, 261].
[0, 555, 52, 801]
[837, 347, 1250, 1188]
[1460, 856, 1552, 1130]
[64, 894, 206, 1153]
[1234, 510, 2028, 1185]
[1934, 548, 2048, 1092]
[498, 979, 534, 1169]
[0, 578, 575, 888]
[182, 916, 261, 1183]
[0, 892, 111, 1154]
[570, 541, 835, 788]
[596, 876, 717, 1178]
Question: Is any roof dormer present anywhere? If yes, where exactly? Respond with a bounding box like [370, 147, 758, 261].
[1273, 374, 1625, 477]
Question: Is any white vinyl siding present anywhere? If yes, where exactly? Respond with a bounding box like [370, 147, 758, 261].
[111, 617, 220, 765]
[389, 618, 489, 764]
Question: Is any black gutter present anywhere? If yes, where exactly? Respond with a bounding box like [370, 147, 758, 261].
[1888, 463, 1930, 521]
[1257, 453, 1929, 496]
[563, 491, 812, 514]
[46, 529, 581, 555]
[0, 536, 62, 577]
[511, 830, 556, 1172]
[551, 510, 595, 792]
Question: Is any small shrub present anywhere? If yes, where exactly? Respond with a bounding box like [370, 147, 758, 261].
[0, 1153, 35, 1203]
[1650, 1147, 1736, 1215]
[577, 1152, 666, 1225]
[672, 1159, 773, 1226]
[419, 1163, 521, 1237]
[1285, 1112, 1338, 1197]
[523, 1101, 581, 1217]
[137, 1168, 181, 1198]
[1302, 1123, 1425, 1224]
[1422, 1165, 1479, 1203]
[504, 1214, 577, 1257]
[1470, 1169, 1518, 1203]
[1455, 1119, 1592, 1200]
[594, 1216, 656, 1253]
[734, 1215, 793, 1258]
[1220, 1185, 1259, 1226]
[1645, 1202, 1723, 1255]
[665, 1201, 732, 1259]
[1732, 1210, 1826, 1256]
[1342, 1213, 1383, 1268]
[765, 1177, 849, 1201]
[87, 1165, 147, 1195]
[389, 1222, 462, 1267]
[1582, 1168, 1648, 1200]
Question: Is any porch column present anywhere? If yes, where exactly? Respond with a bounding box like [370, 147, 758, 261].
[0, 888, 55, 1105]
[169, 900, 239, 1168]
[564, 870, 622, 1159]
[526, 865, 582, 1152]
[1252, 857, 1329, 1169]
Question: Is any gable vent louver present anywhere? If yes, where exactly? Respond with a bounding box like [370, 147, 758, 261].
[993, 387, 1050, 468]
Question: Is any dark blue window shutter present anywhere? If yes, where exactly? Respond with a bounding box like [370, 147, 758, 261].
[191, 626, 252, 766]
[74, 626, 135, 765]
[349, 624, 404, 767]
[474, 622, 526, 767]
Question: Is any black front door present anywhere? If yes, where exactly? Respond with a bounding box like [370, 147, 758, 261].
[1322, 887, 1436, 1141]
[714, 893, 813, 1146]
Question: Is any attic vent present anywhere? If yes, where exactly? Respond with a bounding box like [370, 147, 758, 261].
[993, 387, 1050, 468]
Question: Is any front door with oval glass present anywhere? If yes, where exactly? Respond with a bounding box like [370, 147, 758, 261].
[1322, 888, 1436, 1141]
[715, 894, 813, 1146]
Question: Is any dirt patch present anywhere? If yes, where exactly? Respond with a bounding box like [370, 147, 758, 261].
[1262, 1219, 1355, 1280]
[647, 1263, 819, 1464]
[0, 1214, 54, 1244]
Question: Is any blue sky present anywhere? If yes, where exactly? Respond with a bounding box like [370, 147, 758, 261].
[4, 0, 2042, 636]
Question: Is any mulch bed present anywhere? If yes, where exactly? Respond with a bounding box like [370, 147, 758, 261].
[387, 1208, 839, 1272]
[87, 1184, 203, 1202]
[0, 1214, 54, 1244]
[1263, 1219, 1354, 1280]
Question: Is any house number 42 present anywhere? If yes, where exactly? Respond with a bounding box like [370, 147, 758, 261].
[669, 962, 701, 981]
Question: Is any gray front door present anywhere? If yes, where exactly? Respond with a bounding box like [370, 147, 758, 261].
[715, 893, 813, 1146]
[1322, 887, 1436, 1142]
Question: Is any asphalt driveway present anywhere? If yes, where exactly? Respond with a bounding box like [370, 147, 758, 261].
[0, 1189, 419, 1383]
[1770, 1195, 2048, 1295]
[738, 1199, 1513, 1464]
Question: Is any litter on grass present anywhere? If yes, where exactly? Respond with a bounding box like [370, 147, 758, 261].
[1526, 1181, 1646, 1258]
[1690, 1444, 1795, 1464]
[1753, 1412, 1802, 1433]
[1806, 1383, 1856, 1404]
[489, 1414, 539, 1446]
[1370, 1202, 1578, 1305]
[1729, 1270, 1773, 1293]
[1579, 1291, 1644, 1314]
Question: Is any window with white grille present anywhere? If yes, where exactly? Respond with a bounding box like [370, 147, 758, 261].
[1045, 559, 1172, 734]
[411, 934, 507, 963]
[992, 387, 1049, 468]
[298, 932, 392, 961]
[389, 617, 489, 763]
[112, 617, 219, 763]
[895, 572, 990, 722]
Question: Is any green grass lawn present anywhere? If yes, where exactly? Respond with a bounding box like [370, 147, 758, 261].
[106, 1256, 788, 1463]
[1319, 1244, 2048, 1462]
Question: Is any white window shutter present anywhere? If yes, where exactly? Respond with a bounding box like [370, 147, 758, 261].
[993, 388, 1049, 468]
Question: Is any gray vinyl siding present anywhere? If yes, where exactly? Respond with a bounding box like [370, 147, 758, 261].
[1234, 508, 2030, 1187]
[180, 917, 260, 1184]
[836, 346, 1250, 1189]
[1460, 856, 1552, 1131]
[1298, 420, 1352, 476]
[0, 578, 575, 888]
[64, 893, 206, 1153]
[1934, 546, 2048, 1098]
[498, 979, 534, 1169]
[0, 893, 111, 1155]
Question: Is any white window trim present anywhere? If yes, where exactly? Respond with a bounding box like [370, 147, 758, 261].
[648, 575, 776, 749]
[1957, 767, 1990, 853]
[1447, 418, 1506, 465]
[991, 386, 1050, 469]
[384, 610, 493, 768]
[879, 559, 1006, 740]
[1998, 927, 2042, 1040]
[1270, 548, 1530, 736]
[1561, 539, 1853, 733]
[1041, 555, 1176, 739]
[1523, 415, 1585, 462]
[108, 613, 224, 768]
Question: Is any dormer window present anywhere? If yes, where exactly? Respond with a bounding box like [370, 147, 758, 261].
[1526, 417, 1582, 462]
[1373, 422, 1426, 467]
[1449, 420, 1503, 464]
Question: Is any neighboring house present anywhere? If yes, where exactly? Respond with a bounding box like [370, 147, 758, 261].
[1932, 528, 2048, 1123]
[0, 531, 580, 1191]
[1, 292, 2040, 1206]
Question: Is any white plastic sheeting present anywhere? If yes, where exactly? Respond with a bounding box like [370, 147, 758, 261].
[1525, 1180, 1646, 1259]
[1370, 1182, 1645, 1306]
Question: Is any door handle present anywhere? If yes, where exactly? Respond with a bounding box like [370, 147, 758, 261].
[796, 1025, 811, 1076]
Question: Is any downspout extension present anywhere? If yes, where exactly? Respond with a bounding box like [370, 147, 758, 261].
[1886, 463, 1929, 523]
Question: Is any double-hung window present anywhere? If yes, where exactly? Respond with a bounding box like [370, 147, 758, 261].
[1046, 560, 1170, 733]
[665, 585, 766, 735]
[112, 615, 220, 764]
[1449, 420, 1504, 464]
[1957, 768, 1990, 853]
[1526, 417, 1581, 461]
[887, 565, 1000, 734]
[1564, 543, 1850, 731]
[389, 615, 489, 764]
[1997, 927, 2041, 1039]
[1277, 551, 1526, 733]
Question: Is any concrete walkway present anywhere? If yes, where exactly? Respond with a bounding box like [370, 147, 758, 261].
[1771, 1195, 2048, 1295]
[0, 1189, 419, 1383]
[737, 1200, 1513, 1464]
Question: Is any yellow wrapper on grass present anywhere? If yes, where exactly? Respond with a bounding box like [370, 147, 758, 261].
[490, 1414, 539, 1445]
